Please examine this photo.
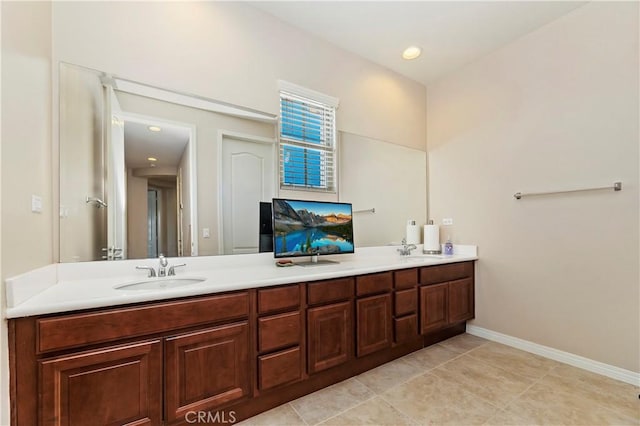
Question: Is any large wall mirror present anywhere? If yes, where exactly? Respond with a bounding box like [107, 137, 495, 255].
[59, 62, 278, 262]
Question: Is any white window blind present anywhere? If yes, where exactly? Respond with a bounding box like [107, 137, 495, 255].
[279, 89, 337, 192]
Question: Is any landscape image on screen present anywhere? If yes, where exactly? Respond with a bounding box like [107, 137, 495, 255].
[273, 199, 354, 257]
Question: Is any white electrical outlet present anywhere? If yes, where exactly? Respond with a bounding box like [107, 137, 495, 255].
[202, 228, 210, 238]
[31, 195, 43, 213]
[442, 218, 453, 225]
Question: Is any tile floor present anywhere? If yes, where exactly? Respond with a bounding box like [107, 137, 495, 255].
[238, 334, 640, 426]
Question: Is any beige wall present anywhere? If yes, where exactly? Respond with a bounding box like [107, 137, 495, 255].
[51, 2, 426, 152]
[1, 1, 53, 423]
[427, 2, 639, 372]
[127, 170, 147, 259]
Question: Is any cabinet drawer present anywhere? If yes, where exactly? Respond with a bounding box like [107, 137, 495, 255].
[258, 312, 301, 353]
[394, 288, 417, 316]
[394, 315, 418, 344]
[258, 346, 303, 390]
[394, 268, 418, 290]
[258, 285, 300, 314]
[37, 292, 250, 353]
[420, 262, 473, 285]
[356, 272, 392, 296]
[308, 277, 354, 305]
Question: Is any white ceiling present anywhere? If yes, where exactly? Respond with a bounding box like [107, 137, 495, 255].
[250, 1, 586, 86]
[124, 121, 190, 169]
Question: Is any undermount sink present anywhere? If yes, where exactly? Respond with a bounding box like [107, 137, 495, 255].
[115, 277, 206, 291]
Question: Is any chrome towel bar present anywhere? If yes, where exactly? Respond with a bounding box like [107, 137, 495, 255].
[514, 182, 622, 200]
[354, 207, 376, 214]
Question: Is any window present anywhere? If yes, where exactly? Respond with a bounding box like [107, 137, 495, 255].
[279, 82, 338, 192]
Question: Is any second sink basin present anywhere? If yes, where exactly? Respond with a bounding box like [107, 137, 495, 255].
[115, 277, 206, 291]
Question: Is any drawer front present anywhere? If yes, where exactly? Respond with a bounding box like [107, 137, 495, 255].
[258, 346, 303, 390]
[37, 292, 250, 354]
[258, 312, 301, 353]
[394, 288, 417, 316]
[356, 272, 393, 296]
[258, 284, 300, 314]
[420, 261, 473, 285]
[307, 277, 354, 305]
[394, 315, 418, 344]
[394, 268, 418, 290]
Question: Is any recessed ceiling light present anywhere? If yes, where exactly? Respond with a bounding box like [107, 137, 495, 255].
[402, 46, 422, 60]
[147, 157, 157, 162]
[148, 126, 162, 132]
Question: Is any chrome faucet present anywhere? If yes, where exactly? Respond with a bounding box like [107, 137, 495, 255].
[137, 255, 186, 278]
[397, 238, 417, 256]
[158, 254, 169, 277]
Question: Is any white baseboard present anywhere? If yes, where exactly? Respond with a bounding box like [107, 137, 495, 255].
[466, 325, 640, 387]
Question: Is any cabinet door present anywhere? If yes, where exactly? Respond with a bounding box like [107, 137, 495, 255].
[39, 340, 162, 426]
[448, 278, 474, 323]
[307, 302, 352, 374]
[420, 283, 448, 334]
[356, 294, 392, 357]
[165, 322, 250, 422]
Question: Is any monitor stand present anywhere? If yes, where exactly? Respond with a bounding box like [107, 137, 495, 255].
[297, 254, 339, 267]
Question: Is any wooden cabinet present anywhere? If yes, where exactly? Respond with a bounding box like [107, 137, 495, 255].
[257, 284, 304, 391]
[307, 302, 352, 374]
[39, 340, 162, 426]
[12, 262, 474, 426]
[420, 283, 449, 333]
[356, 294, 393, 357]
[419, 262, 475, 334]
[393, 269, 419, 344]
[164, 322, 250, 422]
[449, 278, 474, 323]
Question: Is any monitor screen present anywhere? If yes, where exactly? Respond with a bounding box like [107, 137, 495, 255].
[272, 198, 354, 258]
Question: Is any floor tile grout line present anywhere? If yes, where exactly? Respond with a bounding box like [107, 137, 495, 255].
[303, 377, 378, 426]
[309, 390, 380, 426]
[287, 402, 310, 426]
[376, 390, 423, 425]
[463, 345, 556, 385]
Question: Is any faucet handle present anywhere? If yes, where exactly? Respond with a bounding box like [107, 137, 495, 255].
[159, 254, 168, 267]
[168, 263, 186, 276]
[401, 238, 407, 246]
[136, 266, 157, 278]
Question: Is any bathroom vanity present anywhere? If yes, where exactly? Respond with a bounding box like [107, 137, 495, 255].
[7, 249, 476, 425]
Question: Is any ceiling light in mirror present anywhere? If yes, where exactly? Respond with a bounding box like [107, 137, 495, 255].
[147, 157, 157, 162]
[402, 46, 422, 60]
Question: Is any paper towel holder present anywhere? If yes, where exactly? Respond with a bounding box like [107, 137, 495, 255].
[423, 220, 442, 255]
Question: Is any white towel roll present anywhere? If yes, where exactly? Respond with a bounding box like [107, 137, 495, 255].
[406, 220, 420, 245]
[423, 224, 440, 253]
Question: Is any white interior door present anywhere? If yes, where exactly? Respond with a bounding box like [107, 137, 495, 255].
[106, 86, 127, 259]
[221, 136, 275, 254]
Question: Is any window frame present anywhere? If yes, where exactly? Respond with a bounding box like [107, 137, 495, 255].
[278, 81, 339, 193]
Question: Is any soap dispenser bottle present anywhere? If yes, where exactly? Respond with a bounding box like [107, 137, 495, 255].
[444, 236, 454, 255]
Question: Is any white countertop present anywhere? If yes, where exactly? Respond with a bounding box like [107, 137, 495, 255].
[4, 244, 477, 318]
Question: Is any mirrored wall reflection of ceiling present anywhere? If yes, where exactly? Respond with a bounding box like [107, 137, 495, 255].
[250, 1, 587, 85]
[123, 120, 189, 169]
